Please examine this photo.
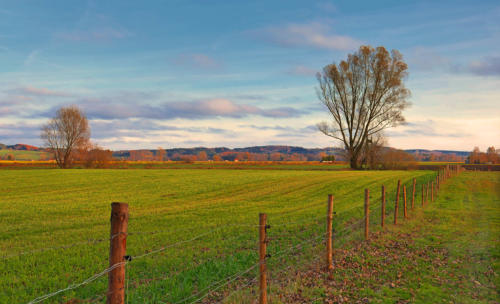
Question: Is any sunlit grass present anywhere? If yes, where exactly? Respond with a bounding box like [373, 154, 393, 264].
[0, 169, 435, 303]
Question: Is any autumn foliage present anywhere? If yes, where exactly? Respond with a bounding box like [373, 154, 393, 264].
[74, 143, 113, 168]
[41, 106, 90, 168]
[467, 146, 499, 164]
[317, 45, 410, 169]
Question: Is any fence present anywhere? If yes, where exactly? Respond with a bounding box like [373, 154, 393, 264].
[18, 164, 464, 304]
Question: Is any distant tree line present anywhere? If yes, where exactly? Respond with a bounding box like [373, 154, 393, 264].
[412, 151, 466, 162]
[467, 146, 499, 164]
[126, 150, 334, 162]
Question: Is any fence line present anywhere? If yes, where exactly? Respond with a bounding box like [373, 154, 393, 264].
[5, 173, 428, 261]
[27, 261, 127, 304]
[171, 262, 260, 304]
[21, 165, 462, 303]
[216, 277, 258, 304]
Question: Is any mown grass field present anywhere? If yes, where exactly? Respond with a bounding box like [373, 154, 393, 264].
[0, 160, 350, 171]
[1, 168, 437, 303]
[262, 171, 499, 304]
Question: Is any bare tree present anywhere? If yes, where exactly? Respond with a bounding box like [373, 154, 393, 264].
[41, 105, 90, 168]
[316, 45, 410, 169]
[362, 133, 387, 169]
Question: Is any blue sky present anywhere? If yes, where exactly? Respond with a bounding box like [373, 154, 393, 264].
[0, 0, 499, 150]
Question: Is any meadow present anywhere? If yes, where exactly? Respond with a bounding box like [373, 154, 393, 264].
[265, 171, 500, 303]
[0, 168, 438, 303]
[0, 149, 50, 161]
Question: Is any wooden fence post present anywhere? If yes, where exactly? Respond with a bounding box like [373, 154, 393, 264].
[403, 185, 407, 219]
[108, 202, 129, 304]
[421, 184, 424, 207]
[364, 189, 369, 240]
[259, 213, 268, 304]
[426, 182, 429, 203]
[381, 185, 385, 228]
[431, 181, 434, 202]
[394, 180, 401, 225]
[326, 195, 334, 272]
[437, 173, 440, 191]
[411, 178, 416, 209]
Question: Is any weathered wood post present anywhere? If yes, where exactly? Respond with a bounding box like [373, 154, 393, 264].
[326, 195, 334, 272]
[394, 180, 401, 225]
[403, 185, 407, 219]
[381, 185, 386, 228]
[411, 178, 416, 209]
[431, 181, 434, 202]
[426, 182, 429, 203]
[108, 202, 129, 304]
[421, 184, 424, 207]
[259, 213, 268, 304]
[364, 188, 369, 240]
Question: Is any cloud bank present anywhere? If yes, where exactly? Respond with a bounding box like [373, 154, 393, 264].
[77, 98, 306, 120]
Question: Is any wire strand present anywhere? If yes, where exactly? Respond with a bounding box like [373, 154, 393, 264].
[27, 261, 126, 304]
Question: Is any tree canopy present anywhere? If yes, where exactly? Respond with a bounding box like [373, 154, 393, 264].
[316, 45, 410, 169]
[41, 105, 90, 168]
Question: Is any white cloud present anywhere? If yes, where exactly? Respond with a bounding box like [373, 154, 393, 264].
[251, 21, 361, 51]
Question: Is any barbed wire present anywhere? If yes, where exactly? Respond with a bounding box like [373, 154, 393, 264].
[22, 173, 441, 303]
[215, 277, 257, 304]
[169, 262, 260, 304]
[5, 174, 434, 262]
[27, 261, 127, 304]
[127, 239, 258, 290]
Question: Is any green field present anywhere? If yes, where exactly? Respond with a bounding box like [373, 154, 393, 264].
[266, 171, 500, 303]
[117, 161, 350, 171]
[0, 149, 49, 161]
[1, 169, 438, 303]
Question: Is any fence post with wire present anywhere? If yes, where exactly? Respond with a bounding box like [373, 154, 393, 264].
[394, 180, 401, 225]
[381, 185, 386, 228]
[411, 178, 416, 209]
[259, 213, 268, 304]
[364, 189, 369, 240]
[108, 202, 129, 304]
[22, 169, 465, 304]
[326, 194, 334, 273]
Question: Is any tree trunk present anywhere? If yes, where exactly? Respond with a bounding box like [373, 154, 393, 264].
[350, 153, 360, 169]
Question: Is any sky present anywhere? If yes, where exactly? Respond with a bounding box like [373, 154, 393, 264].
[0, 0, 499, 151]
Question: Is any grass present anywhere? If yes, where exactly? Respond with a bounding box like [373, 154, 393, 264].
[119, 160, 350, 170]
[0, 160, 350, 170]
[0, 168, 435, 303]
[0, 149, 50, 161]
[261, 171, 499, 303]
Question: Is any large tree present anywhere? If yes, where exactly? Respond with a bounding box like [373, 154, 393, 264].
[41, 105, 90, 168]
[316, 45, 410, 169]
